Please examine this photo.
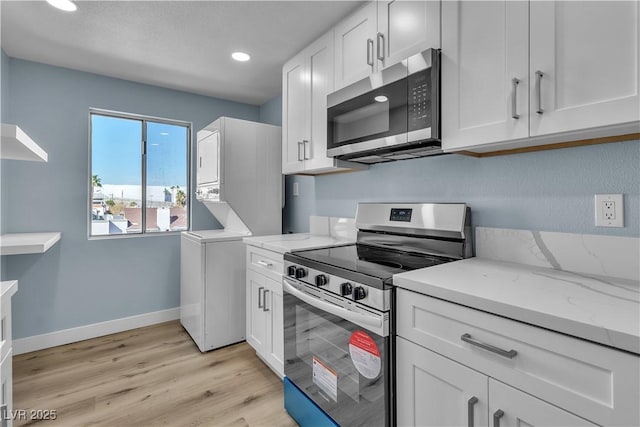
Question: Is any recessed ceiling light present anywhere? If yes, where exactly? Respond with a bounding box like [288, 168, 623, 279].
[160, 132, 169, 136]
[374, 95, 389, 103]
[46, 0, 77, 12]
[232, 52, 251, 62]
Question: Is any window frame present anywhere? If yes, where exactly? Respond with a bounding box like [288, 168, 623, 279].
[88, 108, 192, 239]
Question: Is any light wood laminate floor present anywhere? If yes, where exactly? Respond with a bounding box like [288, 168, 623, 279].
[12, 320, 297, 426]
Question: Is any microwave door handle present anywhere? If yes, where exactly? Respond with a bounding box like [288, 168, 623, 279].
[283, 279, 382, 330]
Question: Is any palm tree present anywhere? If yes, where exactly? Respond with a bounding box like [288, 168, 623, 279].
[176, 189, 187, 207]
[91, 174, 102, 188]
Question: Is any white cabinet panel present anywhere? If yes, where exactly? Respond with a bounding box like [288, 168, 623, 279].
[378, 0, 440, 68]
[265, 276, 284, 379]
[196, 131, 219, 186]
[282, 58, 307, 174]
[489, 379, 597, 427]
[334, 2, 378, 89]
[396, 337, 488, 427]
[246, 270, 267, 354]
[529, 1, 640, 136]
[442, 1, 529, 150]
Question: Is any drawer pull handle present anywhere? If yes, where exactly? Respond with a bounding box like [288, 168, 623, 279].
[493, 409, 504, 427]
[257, 260, 273, 267]
[467, 396, 478, 427]
[461, 333, 517, 359]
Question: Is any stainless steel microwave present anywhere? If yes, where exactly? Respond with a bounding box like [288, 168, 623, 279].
[327, 49, 441, 164]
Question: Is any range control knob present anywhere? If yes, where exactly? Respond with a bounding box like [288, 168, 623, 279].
[340, 282, 353, 296]
[287, 266, 297, 277]
[315, 274, 328, 287]
[353, 286, 367, 301]
[295, 267, 307, 279]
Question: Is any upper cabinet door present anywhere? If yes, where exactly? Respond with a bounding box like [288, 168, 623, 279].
[442, 1, 529, 151]
[334, 1, 378, 89]
[377, 0, 441, 69]
[530, 1, 640, 137]
[196, 131, 220, 186]
[303, 31, 336, 171]
[282, 55, 308, 174]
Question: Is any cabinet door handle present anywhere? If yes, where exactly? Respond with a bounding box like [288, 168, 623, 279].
[493, 409, 505, 427]
[297, 141, 303, 161]
[511, 78, 521, 119]
[262, 289, 270, 312]
[467, 396, 479, 427]
[535, 70, 544, 114]
[366, 38, 374, 67]
[257, 286, 264, 309]
[461, 333, 518, 359]
[199, 156, 202, 168]
[257, 260, 273, 268]
[377, 32, 385, 61]
[303, 139, 310, 160]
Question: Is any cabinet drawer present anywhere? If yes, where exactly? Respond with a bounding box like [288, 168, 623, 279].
[396, 289, 640, 426]
[0, 294, 12, 362]
[246, 246, 284, 281]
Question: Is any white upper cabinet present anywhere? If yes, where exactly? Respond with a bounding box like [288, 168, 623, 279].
[334, 2, 378, 90]
[196, 130, 219, 186]
[334, 1, 441, 90]
[282, 56, 307, 174]
[442, 1, 529, 151]
[377, 0, 441, 68]
[529, 1, 640, 137]
[442, 0, 640, 153]
[282, 30, 367, 175]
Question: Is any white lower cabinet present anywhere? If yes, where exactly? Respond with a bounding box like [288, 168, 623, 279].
[397, 337, 596, 427]
[396, 289, 640, 426]
[397, 336, 488, 427]
[245, 247, 284, 378]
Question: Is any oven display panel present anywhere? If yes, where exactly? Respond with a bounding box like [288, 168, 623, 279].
[390, 208, 412, 222]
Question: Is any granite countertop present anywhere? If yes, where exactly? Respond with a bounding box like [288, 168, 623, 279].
[243, 233, 354, 254]
[394, 258, 640, 355]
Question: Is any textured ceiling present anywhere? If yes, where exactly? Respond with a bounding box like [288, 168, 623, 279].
[1, 0, 364, 105]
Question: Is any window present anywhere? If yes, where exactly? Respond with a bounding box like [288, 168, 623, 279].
[89, 110, 190, 237]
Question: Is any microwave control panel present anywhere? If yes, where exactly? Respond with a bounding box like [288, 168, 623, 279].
[408, 69, 431, 132]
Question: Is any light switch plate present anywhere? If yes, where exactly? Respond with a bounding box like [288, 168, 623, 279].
[293, 182, 299, 197]
[595, 194, 624, 227]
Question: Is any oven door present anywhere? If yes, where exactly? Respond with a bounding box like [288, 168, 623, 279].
[283, 278, 390, 427]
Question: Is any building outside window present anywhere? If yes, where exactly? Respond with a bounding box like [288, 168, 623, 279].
[89, 110, 190, 237]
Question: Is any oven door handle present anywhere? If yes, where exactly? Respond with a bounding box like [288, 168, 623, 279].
[283, 279, 382, 330]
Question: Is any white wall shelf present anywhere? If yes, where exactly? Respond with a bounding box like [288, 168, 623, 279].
[0, 232, 61, 255]
[1, 124, 48, 162]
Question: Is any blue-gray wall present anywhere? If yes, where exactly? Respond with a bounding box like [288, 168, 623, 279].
[1, 57, 261, 340]
[270, 93, 639, 237]
[314, 140, 640, 237]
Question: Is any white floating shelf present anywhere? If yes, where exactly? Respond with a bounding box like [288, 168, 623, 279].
[0, 280, 18, 300]
[1, 124, 48, 162]
[0, 232, 61, 255]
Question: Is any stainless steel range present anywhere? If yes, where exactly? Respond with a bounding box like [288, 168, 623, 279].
[282, 203, 472, 427]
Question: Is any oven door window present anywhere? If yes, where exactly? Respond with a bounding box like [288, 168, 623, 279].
[284, 292, 388, 427]
[327, 78, 407, 149]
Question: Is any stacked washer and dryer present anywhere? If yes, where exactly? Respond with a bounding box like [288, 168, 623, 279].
[180, 117, 281, 352]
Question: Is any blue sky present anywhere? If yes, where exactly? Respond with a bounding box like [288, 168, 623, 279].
[91, 114, 188, 188]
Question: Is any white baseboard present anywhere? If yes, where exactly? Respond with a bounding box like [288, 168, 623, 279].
[13, 307, 180, 355]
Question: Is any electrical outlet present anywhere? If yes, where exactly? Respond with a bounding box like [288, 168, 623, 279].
[595, 194, 623, 227]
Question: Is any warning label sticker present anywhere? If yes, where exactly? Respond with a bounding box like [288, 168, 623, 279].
[312, 356, 338, 402]
[349, 330, 381, 379]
